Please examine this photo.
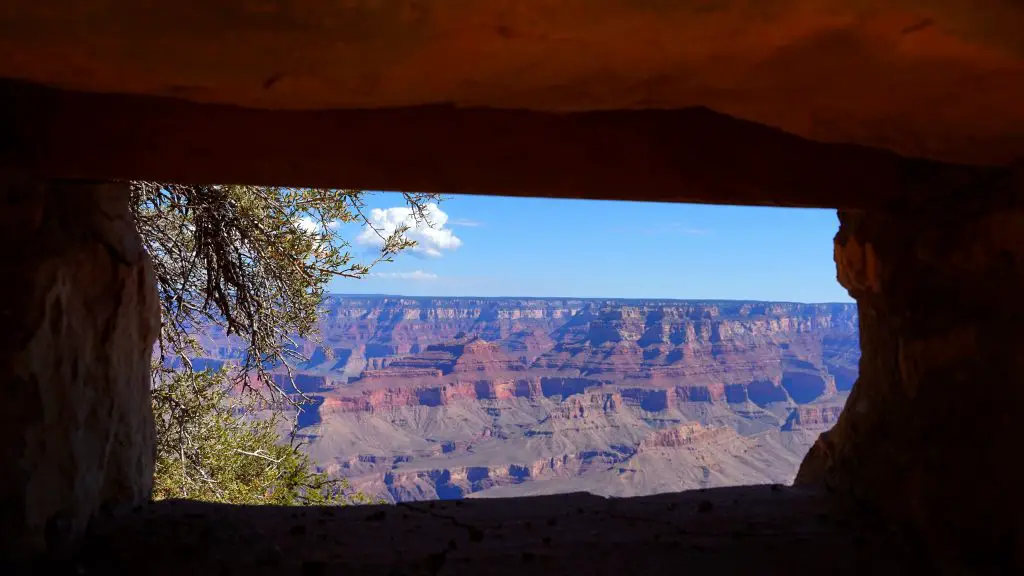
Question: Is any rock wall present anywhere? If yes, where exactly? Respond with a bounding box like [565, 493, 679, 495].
[796, 171, 1024, 571]
[0, 176, 159, 559]
[208, 298, 859, 399]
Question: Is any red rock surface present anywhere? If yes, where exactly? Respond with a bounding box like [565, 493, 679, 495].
[783, 405, 845, 431]
[5, 0, 1024, 168]
[639, 423, 740, 449]
[193, 296, 858, 501]
[197, 296, 858, 412]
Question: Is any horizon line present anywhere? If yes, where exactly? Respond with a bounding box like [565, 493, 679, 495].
[325, 292, 855, 306]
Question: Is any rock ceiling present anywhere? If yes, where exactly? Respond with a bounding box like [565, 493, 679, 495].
[0, 1, 1021, 205]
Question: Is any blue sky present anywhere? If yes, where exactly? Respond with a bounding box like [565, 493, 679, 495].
[329, 192, 850, 303]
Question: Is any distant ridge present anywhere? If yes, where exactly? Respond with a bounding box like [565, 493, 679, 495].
[328, 293, 856, 306]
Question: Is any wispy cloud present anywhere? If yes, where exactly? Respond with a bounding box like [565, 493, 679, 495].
[356, 203, 462, 258]
[369, 270, 439, 281]
[449, 218, 483, 228]
[666, 222, 711, 236]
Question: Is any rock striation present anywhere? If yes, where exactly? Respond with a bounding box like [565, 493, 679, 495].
[204, 297, 858, 407]
[196, 296, 858, 502]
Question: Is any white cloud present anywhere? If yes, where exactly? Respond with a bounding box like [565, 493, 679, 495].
[370, 270, 439, 281]
[356, 203, 462, 258]
[295, 216, 339, 234]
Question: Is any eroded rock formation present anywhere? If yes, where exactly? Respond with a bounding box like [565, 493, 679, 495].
[796, 170, 1024, 568]
[192, 299, 857, 502]
[209, 297, 859, 403]
[0, 176, 160, 560]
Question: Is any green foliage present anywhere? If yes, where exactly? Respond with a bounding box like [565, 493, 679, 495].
[130, 183, 440, 397]
[133, 184, 439, 505]
[151, 367, 376, 505]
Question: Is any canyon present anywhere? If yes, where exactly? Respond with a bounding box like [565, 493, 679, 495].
[192, 295, 859, 503]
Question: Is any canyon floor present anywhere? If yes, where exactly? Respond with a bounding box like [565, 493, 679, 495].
[195, 295, 859, 502]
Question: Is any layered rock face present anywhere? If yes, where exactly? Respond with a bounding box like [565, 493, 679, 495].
[209, 298, 860, 424]
[235, 297, 859, 400]
[0, 177, 160, 559]
[796, 172, 1024, 570]
[782, 405, 843, 431]
[199, 297, 857, 501]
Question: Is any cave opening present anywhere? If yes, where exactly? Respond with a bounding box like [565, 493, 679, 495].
[1, 80, 1020, 574]
[235, 197, 862, 505]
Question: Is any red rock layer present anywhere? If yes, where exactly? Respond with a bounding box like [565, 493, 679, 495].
[782, 405, 844, 431]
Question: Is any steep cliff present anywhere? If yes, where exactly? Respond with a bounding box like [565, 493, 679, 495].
[202, 296, 858, 406]
[194, 296, 856, 502]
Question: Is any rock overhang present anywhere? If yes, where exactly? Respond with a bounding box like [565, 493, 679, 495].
[2, 0, 1023, 162]
[1, 1, 1023, 209]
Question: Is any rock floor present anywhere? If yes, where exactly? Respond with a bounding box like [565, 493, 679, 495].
[34, 485, 958, 575]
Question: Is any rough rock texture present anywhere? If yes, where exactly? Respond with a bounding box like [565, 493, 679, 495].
[2, 81, 996, 212]
[796, 169, 1023, 571]
[65, 486, 926, 575]
[638, 423, 744, 450]
[0, 176, 160, 560]
[0, 5, 1019, 217]
[782, 405, 844, 431]
[2, 1, 1024, 165]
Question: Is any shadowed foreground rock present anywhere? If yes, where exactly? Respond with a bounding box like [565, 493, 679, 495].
[797, 169, 1024, 568]
[0, 178, 160, 560]
[66, 486, 925, 576]
[3, 0, 1024, 166]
